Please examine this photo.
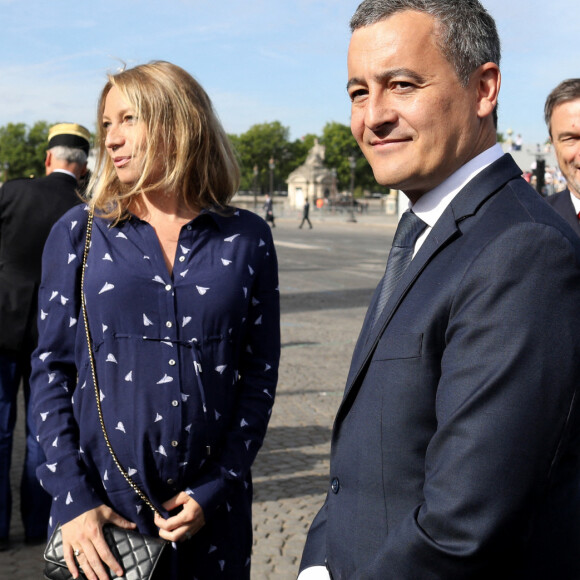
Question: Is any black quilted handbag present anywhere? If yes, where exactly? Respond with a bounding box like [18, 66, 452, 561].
[43, 211, 168, 579]
[44, 524, 166, 580]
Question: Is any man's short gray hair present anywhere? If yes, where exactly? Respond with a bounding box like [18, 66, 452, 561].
[544, 79, 580, 136]
[49, 145, 88, 166]
[350, 0, 501, 88]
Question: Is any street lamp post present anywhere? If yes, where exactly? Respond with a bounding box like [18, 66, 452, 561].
[331, 167, 337, 200]
[252, 164, 259, 210]
[269, 157, 275, 197]
[347, 155, 357, 223]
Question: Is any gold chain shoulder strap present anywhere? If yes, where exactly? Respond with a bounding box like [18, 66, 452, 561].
[80, 209, 160, 516]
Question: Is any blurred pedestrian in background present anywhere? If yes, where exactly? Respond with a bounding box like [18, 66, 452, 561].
[0, 123, 90, 550]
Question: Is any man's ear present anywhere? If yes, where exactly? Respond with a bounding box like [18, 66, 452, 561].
[44, 150, 52, 175]
[475, 62, 501, 120]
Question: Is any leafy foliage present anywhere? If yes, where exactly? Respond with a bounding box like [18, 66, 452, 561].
[0, 118, 387, 196]
[0, 121, 50, 180]
[227, 120, 386, 197]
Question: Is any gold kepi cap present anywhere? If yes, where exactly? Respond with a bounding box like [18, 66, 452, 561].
[47, 123, 91, 155]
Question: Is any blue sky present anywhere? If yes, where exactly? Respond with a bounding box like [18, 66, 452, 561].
[0, 0, 575, 147]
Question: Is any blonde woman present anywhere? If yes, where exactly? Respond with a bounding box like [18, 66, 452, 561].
[31, 61, 280, 580]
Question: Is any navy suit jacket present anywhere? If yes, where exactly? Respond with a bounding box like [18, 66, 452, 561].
[546, 188, 580, 236]
[0, 172, 81, 353]
[300, 154, 580, 579]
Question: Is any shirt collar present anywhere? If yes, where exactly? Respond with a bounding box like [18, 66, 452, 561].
[51, 168, 77, 180]
[568, 190, 580, 215]
[411, 143, 505, 227]
[116, 206, 233, 231]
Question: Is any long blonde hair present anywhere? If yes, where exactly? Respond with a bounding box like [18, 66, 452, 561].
[88, 61, 240, 222]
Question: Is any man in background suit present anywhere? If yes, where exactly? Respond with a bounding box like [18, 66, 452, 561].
[299, 1, 580, 578]
[545, 79, 580, 236]
[0, 123, 90, 549]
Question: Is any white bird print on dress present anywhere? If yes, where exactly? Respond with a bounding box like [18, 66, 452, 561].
[224, 234, 240, 243]
[99, 282, 115, 294]
[157, 374, 173, 384]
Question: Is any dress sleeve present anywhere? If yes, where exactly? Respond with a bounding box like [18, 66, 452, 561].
[185, 229, 281, 517]
[30, 210, 104, 525]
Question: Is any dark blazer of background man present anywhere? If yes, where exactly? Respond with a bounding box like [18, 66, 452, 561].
[0, 123, 90, 547]
[544, 78, 580, 236]
[299, 1, 580, 579]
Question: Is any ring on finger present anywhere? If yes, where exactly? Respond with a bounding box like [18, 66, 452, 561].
[74, 548, 82, 557]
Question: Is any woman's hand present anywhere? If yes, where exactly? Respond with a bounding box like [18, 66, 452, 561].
[61, 504, 137, 580]
[154, 492, 206, 542]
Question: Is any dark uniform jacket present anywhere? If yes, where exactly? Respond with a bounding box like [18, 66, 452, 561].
[0, 171, 81, 353]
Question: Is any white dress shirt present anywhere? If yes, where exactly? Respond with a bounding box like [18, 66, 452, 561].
[411, 143, 504, 255]
[568, 190, 580, 216]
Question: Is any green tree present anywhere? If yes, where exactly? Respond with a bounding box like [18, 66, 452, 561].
[229, 121, 312, 192]
[320, 121, 383, 196]
[0, 121, 50, 180]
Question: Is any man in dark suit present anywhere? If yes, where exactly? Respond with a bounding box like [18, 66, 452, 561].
[544, 79, 580, 236]
[0, 123, 90, 548]
[299, 1, 580, 578]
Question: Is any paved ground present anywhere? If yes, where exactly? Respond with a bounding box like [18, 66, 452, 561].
[0, 208, 396, 579]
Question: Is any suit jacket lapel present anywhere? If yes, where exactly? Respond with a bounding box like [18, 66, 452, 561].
[340, 153, 523, 405]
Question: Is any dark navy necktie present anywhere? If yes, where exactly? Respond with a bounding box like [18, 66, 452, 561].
[372, 210, 427, 327]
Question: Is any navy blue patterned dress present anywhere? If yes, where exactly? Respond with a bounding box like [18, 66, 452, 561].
[30, 204, 280, 579]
